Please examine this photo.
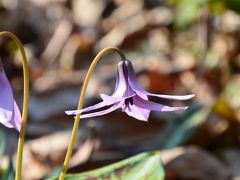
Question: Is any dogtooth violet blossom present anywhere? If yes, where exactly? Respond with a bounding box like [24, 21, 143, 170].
[0, 59, 21, 131]
[66, 60, 194, 121]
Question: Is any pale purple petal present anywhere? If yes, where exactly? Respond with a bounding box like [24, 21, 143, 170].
[123, 104, 150, 121]
[0, 108, 12, 125]
[65, 94, 123, 115]
[100, 93, 136, 104]
[100, 94, 123, 105]
[65, 101, 108, 115]
[124, 60, 194, 100]
[133, 96, 188, 112]
[143, 92, 194, 100]
[71, 102, 123, 118]
[0, 60, 21, 130]
[121, 92, 150, 121]
[0, 60, 14, 113]
[111, 61, 127, 97]
[4, 101, 22, 132]
[11, 101, 21, 132]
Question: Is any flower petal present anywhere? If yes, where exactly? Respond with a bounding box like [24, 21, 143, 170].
[80, 102, 122, 118]
[133, 96, 188, 112]
[100, 93, 136, 104]
[65, 93, 123, 115]
[12, 101, 22, 132]
[111, 61, 127, 97]
[4, 101, 22, 131]
[123, 104, 150, 121]
[65, 101, 108, 115]
[100, 94, 123, 105]
[124, 60, 194, 100]
[0, 60, 21, 130]
[0, 60, 14, 113]
[144, 93, 194, 100]
[67, 102, 123, 118]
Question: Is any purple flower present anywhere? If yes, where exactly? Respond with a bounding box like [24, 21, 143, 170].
[66, 60, 194, 121]
[0, 59, 21, 131]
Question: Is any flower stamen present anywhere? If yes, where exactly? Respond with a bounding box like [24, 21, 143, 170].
[125, 97, 133, 106]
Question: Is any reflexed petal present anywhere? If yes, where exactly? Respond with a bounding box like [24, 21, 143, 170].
[77, 102, 123, 118]
[125, 60, 194, 100]
[144, 92, 194, 100]
[66, 94, 122, 115]
[133, 96, 188, 112]
[66, 101, 108, 115]
[100, 93, 135, 104]
[100, 94, 123, 105]
[123, 104, 150, 121]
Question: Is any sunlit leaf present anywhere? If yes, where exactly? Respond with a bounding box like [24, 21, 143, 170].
[48, 151, 165, 180]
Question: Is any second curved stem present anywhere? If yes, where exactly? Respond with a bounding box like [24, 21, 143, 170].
[59, 47, 125, 180]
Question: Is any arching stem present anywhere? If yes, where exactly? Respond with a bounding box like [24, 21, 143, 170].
[59, 47, 126, 180]
[0, 31, 29, 180]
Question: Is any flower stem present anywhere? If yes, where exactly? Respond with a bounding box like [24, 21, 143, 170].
[59, 47, 126, 180]
[0, 31, 29, 180]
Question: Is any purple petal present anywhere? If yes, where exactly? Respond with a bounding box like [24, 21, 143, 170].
[144, 93, 194, 100]
[0, 60, 21, 131]
[0, 110, 13, 128]
[11, 101, 22, 132]
[111, 61, 127, 97]
[4, 101, 22, 132]
[100, 93, 136, 104]
[0, 60, 14, 112]
[100, 94, 123, 105]
[80, 102, 122, 118]
[65, 94, 123, 115]
[65, 101, 108, 115]
[133, 96, 188, 112]
[124, 60, 194, 100]
[122, 92, 150, 121]
[67, 102, 123, 118]
[123, 104, 150, 121]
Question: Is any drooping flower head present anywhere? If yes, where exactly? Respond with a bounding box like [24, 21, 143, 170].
[0, 59, 21, 131]
[66, 60, 194, 121]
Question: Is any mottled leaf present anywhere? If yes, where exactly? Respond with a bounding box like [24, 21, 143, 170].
[48, 151, 164, 180]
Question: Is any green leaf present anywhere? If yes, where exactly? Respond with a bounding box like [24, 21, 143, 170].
[168, 0, 208, 29]
[225, 0, 240, 13]
[1, 160, 14, 180]
[162, 104, 210, 149]
[0, 130, 6, 158]
[48, 151, 164, 180]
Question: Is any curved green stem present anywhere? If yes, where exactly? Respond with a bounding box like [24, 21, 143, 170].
[0, 31, 29, 180]
[59, 47, 126, 180]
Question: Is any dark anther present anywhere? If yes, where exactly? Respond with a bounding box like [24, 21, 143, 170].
[125, 97, 133, 106]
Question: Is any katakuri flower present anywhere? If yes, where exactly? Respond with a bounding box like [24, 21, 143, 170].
[0, 59, 21, 131]
[66, 60, 194, 121]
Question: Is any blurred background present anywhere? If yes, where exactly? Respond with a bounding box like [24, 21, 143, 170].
[0, 0, 240, 179]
